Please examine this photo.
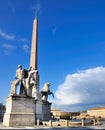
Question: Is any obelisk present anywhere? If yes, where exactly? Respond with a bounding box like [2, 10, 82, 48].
[30, 17, 40, 94]
[30, 18, 38, 69]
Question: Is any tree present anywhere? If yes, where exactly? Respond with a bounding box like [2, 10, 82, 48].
[0, 103, 6, 110]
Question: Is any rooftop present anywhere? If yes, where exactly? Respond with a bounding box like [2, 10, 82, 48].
[88, 107, 105, 110]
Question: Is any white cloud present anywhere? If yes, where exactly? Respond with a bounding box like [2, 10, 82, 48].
[32, 3, 41, 17]
[0, 29, 15, 40]
[23, 44, 29, 53]
[1, 43, 16, 55]
[18, 38, 28, 43]
[54, 67, 105, 107]
[2, 43, 16, 50]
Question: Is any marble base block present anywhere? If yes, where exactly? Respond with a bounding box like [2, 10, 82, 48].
[3, 95, 36, 127]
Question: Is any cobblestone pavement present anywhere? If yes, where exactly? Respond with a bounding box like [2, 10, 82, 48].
[0, 122, 105, 129]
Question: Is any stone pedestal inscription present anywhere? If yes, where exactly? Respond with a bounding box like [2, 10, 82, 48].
[3, 95, 35, 127]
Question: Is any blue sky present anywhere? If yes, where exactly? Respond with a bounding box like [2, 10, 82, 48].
[1, 0, 105, 112]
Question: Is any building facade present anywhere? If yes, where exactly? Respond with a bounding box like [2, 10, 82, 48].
[51, 108, 80, 119]
[87, 107, 105, 118]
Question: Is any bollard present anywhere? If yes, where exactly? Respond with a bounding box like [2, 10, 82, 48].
[37, 119, 40, 126]
[93, 119, 96, 126]
[81, 119, 85, 127]
[65, 120, 69, 127]
[96, 118, 100, 125]
[49, 120, 52, 127]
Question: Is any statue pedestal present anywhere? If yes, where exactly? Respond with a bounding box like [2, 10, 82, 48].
[3, 95, 36, 127]
[42, 101, 52, 121]
[35, 100, 52, 121]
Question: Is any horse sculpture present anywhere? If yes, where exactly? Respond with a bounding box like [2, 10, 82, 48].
[9, 66, 54, 101]
[41, 82, 54, 102]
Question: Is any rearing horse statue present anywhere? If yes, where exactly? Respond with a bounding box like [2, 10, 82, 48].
[41, 82, 54, 102]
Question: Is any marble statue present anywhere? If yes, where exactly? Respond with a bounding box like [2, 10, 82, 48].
[10, 65, 26, 96]
[26, 68, 37, 97]
[9, 65, 36, 97]
[41, 82, 54, 102]
[9, 65, 54, 102]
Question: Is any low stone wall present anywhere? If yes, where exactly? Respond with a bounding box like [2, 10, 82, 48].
[41, 119, 94, 127]
[43, 120, 66, 127]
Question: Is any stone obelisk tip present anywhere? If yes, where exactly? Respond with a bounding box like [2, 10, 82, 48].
[30, 18, 38, 70]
